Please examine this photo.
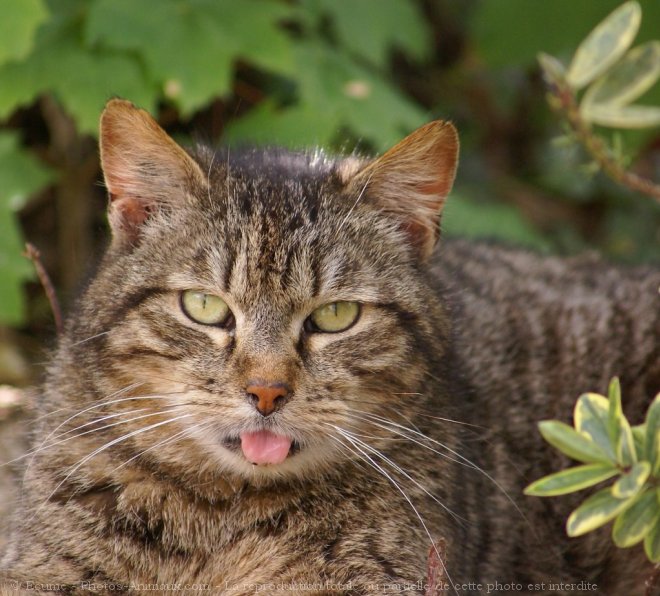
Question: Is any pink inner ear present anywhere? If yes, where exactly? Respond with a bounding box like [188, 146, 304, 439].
[400, 220, 431, 254]
[109, 196, 151, 239]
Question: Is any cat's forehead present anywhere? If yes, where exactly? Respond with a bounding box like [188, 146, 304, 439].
[204, 147, 345, 219]
[162, 149, 400, 304]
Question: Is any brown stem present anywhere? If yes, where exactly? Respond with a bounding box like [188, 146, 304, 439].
[646, 563, 660, 596]
[23, 242, 63, 335]
[542, 69, 660, 203]
[40, 95, 99, 295]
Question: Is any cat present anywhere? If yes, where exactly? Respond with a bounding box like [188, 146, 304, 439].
[1, 98, 659, 595]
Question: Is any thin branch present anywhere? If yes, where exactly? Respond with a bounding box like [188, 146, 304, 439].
[23, 242, 63, 335]
[542, 67, 660, 203]
[646, 563, 660, 596]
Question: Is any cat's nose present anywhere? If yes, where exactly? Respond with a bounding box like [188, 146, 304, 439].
[245, 381, 290, 417]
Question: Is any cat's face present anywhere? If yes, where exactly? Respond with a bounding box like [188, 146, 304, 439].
[65, 100, 458, 484]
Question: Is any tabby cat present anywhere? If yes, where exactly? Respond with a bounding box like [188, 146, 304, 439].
[1, 99, 659, 595]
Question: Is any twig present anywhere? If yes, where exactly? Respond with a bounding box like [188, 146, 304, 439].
[542, 66, 660, 203]
[23, 242, 63, 335]
[646, 563, 660, 596]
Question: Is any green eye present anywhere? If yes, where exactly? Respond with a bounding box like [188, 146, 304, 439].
[308, 301, 360, 333]
[181, 290, 232, 326]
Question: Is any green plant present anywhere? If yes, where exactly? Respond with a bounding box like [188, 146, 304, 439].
[526, 379, 660, 563]
[538, 1, 660, 201]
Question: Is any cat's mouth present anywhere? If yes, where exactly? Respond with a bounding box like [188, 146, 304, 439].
[222, 431, 301, 465]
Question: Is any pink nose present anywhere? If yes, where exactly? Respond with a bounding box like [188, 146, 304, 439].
[245, 382, 290, 416]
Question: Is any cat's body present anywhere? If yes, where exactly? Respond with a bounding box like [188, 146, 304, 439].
[1, 101, 658, 595]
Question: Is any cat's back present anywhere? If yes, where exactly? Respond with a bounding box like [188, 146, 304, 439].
[432, 238, 660, 418]
[425, 240, 659, 593]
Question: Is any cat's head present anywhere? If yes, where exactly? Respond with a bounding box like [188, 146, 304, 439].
[66, 99, 458, 485]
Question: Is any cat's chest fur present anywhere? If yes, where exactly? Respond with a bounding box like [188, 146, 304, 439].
[2, 100, 658, 595]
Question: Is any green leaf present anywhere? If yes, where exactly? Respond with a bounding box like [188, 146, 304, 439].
[537, 420, 612, 464]
[47, 41, 156, 136]
[538, 52, 567, 85]
[291, 40, 426, 150]
[583, 103, 660, 128]
[524, 463, 618, 497]
[0, 3, 156, 134]
[0, 0, 49, 66]
[612, 488, 659, 547]
[606, 378, 635, 466]
[86, 0, 233, 114]
[86, 0, 295, 115]
[582, 41, 660, 109]
[0, 132, 55, 325]
[567, 486, 637, 537]
[306, 0, 431, 69]
[607, 378, 623, 453]
[645, 394, 660, 474]
[611, 461, 650, 499]
[574, 392, 616, 460]
[645, 497, 660, 563]
[633, 423, 647, 462]
[567, 1, 642, 89]
[223, 101, 341, 148]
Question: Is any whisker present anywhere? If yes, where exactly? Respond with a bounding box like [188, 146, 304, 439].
[357, 411, 528, 523]
[415, 411, 485, 430]
[337, 171, 373, 233]
[107, 420, 213, 476]
[322, 432, 377, 478]
[3, 407, 146, 468]
[17, 407, 187, 470]
[329, 424, 467, 525]
[30, 413, 192, 522]
[21, 388, 191, 474]
[348, 412, 478, 471]
[70, 331, 111, 347]
[29, 382, 144, 460]
[328, 425, 458, 595]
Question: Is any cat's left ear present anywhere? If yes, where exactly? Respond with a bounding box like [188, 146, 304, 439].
[347, 120, 458, 261]
[99, 99, 207, 247]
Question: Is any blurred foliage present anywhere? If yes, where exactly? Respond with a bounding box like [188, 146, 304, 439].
[0, 0, 658, 351]
[538, 1, 660, 211]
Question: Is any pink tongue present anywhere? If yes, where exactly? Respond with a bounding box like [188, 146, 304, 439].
[240, 430, 292, 465]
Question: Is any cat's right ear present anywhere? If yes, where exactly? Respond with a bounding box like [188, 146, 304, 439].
[99, 99, 207, 247]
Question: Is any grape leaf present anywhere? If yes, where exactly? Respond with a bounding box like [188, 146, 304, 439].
[307, 0, 430, 69]
[86, 0, 295, 115]
[0, 0, 49, 66]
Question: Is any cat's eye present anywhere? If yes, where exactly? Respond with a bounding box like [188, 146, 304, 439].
[307, 301, 360, 333]
[181, 290, 232, 327]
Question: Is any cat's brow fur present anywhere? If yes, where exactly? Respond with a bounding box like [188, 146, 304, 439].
[1, 100, 659, 595]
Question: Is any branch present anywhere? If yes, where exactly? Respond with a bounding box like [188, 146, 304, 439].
[542, 65, 660, 203]
[23, 242, 63, 335]
[646, 563, 660, 596]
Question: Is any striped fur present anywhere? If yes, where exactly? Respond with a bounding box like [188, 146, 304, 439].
[1, 101, 658, 595]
